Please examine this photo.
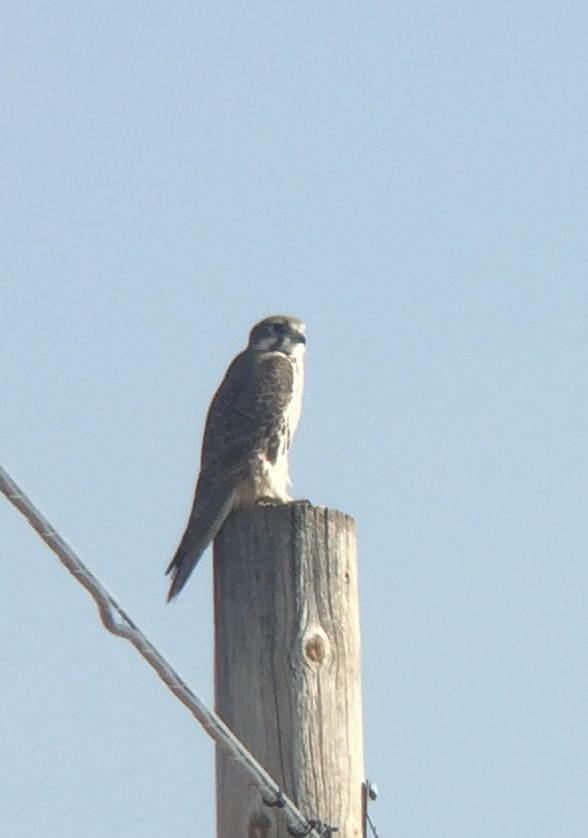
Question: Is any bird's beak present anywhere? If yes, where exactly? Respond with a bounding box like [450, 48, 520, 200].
[295, 333, 306, 345]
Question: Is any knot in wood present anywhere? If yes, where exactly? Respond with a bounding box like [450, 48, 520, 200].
[303, 628, 329, 664]
[247, 812, 272, 838]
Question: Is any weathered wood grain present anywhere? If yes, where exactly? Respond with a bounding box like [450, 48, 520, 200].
[214, 502, 364, 838]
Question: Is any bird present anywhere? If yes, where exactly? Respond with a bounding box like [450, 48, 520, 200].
[165, 314, 306, 601]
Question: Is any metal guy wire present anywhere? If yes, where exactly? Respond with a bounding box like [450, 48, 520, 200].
[0, 463, 329, 838]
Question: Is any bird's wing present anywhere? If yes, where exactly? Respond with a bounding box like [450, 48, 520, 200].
[165, 350, 295, 600]
[200, 349, 295, 470]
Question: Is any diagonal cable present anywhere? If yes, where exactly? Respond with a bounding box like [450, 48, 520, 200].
[0, 463, 329, 838]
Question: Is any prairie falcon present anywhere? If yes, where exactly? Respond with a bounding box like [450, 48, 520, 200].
[165, 314, 306, 600]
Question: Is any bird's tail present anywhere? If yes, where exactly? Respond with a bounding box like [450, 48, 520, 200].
[165, 480, 237, 601]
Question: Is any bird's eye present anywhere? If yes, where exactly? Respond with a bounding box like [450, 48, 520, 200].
[273, 323, 286, 334]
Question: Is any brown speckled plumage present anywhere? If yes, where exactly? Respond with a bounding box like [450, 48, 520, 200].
[165, 315, 305, 600]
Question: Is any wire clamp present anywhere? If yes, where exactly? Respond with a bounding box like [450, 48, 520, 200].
[288, 820, 338, 837]
[262, 789, 285, 808]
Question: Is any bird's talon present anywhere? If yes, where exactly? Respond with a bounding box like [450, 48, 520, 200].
[255, 496, 286, 506]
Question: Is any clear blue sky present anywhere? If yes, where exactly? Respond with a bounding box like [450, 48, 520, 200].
[2, 3, 587, 836]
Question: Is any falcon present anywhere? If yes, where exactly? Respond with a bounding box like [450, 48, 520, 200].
[165, 314, 306, 600]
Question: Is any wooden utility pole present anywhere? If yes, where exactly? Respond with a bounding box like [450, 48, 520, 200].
[214, 501, 364, 838]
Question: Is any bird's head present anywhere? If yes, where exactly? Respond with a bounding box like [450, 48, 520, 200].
[248, 315, 306, 357]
